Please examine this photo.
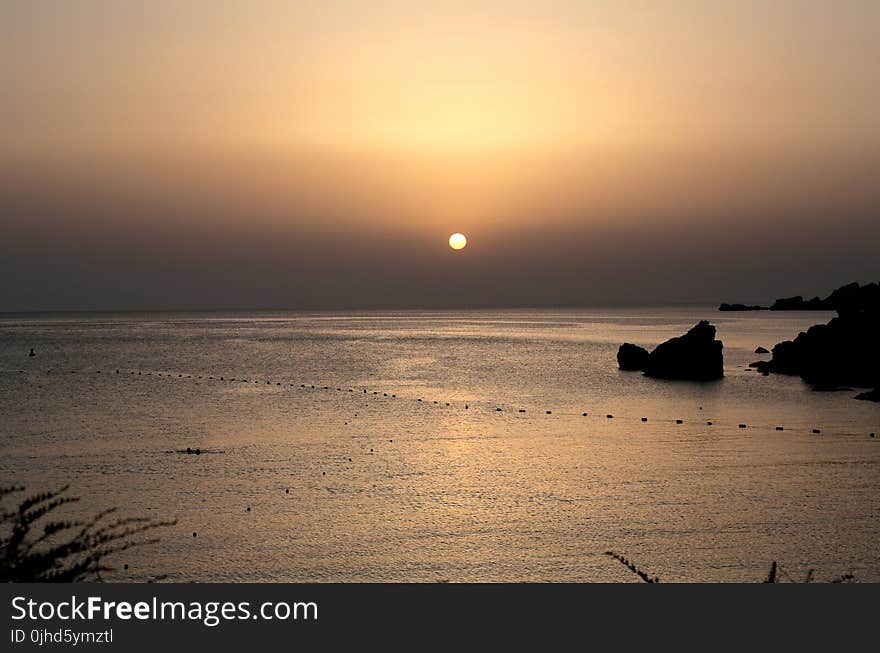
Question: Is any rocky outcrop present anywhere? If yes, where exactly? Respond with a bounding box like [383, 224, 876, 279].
[755, 346, 769, 354]
[719, 303, 765, 311]
[618, 321, 724, 381]
[769, 295, 832, 311]
[754, 282, 880, 391]
[617, 343, 650, 371]
[855, 387, 880, 402]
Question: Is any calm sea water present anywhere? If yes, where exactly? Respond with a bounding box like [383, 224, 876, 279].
[1, 309, 878, 582]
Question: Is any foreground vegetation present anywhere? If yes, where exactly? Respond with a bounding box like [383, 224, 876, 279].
[1, 485, 174, 582]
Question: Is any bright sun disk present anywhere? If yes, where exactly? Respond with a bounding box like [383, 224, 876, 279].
[449, 233, 467, 250]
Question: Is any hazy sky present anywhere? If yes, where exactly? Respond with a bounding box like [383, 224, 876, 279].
[2, 0, 878, 310]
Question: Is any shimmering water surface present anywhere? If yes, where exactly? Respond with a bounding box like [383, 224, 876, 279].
[1, 309, 878, 582]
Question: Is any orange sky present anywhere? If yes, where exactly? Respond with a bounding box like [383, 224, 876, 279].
[2, 1, 879, 309]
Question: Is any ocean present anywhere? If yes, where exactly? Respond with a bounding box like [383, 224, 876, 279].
[1, 308, 878, 582]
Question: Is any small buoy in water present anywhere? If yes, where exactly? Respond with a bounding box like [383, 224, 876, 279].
[193, 532, 197, 538]
[496, 407, 502, 411]
[641, 417, 648, 422]
[582, 412, 588, 417]
[370, 448, 373, 452]
[518, 409, 526, 413]
[322, 472, 326, 476]
[246, 506, 251, 512]
[465, 404, 468, 409]
[392, 394, 396, 398]
[607, 414, 613, 419]
[116, 370, 119, 374]
[812, 429, 821, 434]
[364, 389, 367, 393]
[675, 419, 683, 424]
[546, 410, 552, 415]
[389, 439, 393, 443]
[124, 564, 129, 570]
[707, 421, 713, 426]
[29, 348, 35, 357]
[285, 488, 289, 494]
[348, 458, 352, 462]
[776, 426, 784, 431]
[870, 433, 875, 438]
[434, 400, 439, 404]
[383, 393, 387, 396]
[738, 424, 747, 429]
[418, 398, 422, 402]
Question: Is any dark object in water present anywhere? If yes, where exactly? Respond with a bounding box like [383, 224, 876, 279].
[675, 419, 683, 424]
[193, 532, 197, 537]
[246, 506, 251, 512]
[28, 348, 36, 357]
[285, 488, 290, 493]
[617, 343, 650, 371]
[496, 407, 502, 411]
[870, 433, 875, 438]
[606, 414, 613, 419]
[518, 409, 526, 413]
[706, 421, 713, 426]
[754, 282, 880, 392]
[581, 412, 587, 417]
[643, 321, 724, 381]
[719, 303, 765, 312]
[641, 417, 648, 422]
[546, 410, 552, 414]
[770, 295, 832, 311]
[738, 424, 747, 428]
[776, 426, 784, 431]
[812, 429, 821, 434]
[854, 387, 880, 402]
[618, 322, 723, 380]
[755, 346, 769, 354]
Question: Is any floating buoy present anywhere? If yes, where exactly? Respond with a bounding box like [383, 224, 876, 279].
[193, 532, 197, 537]
[675, 419, 683, 424]
[285, 488, 289, 494]
[348, 458, 352, 462]
[812, 429, 821, 434]
[29, 348, 35, 357]
[707, 421, 713, 426]
[776, 426, 784, 431]
[496, 407, 502, 411]
[465, 404, 468, 409]
[582, 412, 588, 417]
[392, 394, 396, 398]
[246, 506, 251, 512]
[870, 433, 875, 438]
[124, 564, 129, 570]
[641, 417, 648, 422]
[738, 424, 747, 429]
[418, 398, 422, 402]
[606, 414, 613, 419]
[370, 448, 373, 452]
[546, 410, 552, 415]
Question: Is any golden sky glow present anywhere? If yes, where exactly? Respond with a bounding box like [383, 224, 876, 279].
[1, 1, 879, 310]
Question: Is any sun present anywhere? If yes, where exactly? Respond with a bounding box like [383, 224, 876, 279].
[448, 233, 467, 250]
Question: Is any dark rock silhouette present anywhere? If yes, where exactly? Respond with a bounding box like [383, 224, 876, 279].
[855, 387, 880, 402]
[617, 343, 650, 370]
[754, 282, 880, 392]
[769, 295, 832, 311]
[617, 321, 724, 380]
[755, 346, 769, 354]
[719, 303, 765, 311]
